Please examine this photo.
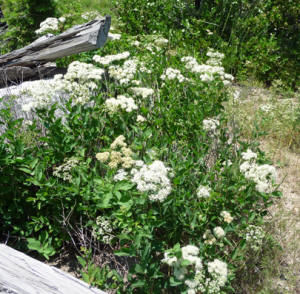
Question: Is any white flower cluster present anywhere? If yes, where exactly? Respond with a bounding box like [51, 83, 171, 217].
[203, 229, 217, 245]
[108, 59, 137, 85]
[92, 216, 114, 244]
[21, 79, 58, 111]
[213, 226, 226, 239]
[197, 185, 211, 198]
[22, 61, 103, 111]
[241, 148, 257, 161]
[162, 245, 228, 294]
[220, 211, 233, 224]
[96, 135, 135, 169]
[245, 225, 265, 251]
[181, 51, 234, 85]
[240, 149, 277, 193]
[203, 118, 220, 133]
[161, 68, 187, 83]
[130, 87, 154, 99]
[162, 245, 202, 282]
[114, 169, 128, 181]
[64, 61, 104, 81]
[137, 114, 146, 123]
[53, 157, 80, 182]
[108, 33, 121, 41]
[105, 95, 138, 113]
[35, 17, 61, 35]
[154, 37, 169, 47]
[52, 61, 104, 105]
[206, 49, 225, 66]
[130, 160, 172, 202]
[93, 51, 130, 65]
[206, 259, 228, 292]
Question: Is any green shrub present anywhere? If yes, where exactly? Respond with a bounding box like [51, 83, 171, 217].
[0, 0, 56, 52]
[0, 32, 280, 293]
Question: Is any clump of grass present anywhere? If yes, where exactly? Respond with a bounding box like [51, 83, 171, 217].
[225, 84, 300, 152]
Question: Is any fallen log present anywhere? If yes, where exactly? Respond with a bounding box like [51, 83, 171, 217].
[0, 244, 107, 294]
[0, 65, 67, 87]
[0, 16, 111, 68]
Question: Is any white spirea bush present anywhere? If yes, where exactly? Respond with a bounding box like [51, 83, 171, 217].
[93, 51, 130, 65]
[130, 160, 172, 202]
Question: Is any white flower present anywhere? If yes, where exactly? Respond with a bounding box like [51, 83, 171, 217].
[105, 95, 138, 113]
[203, 118, 219, 132]
[93, 51, 130, 65]
[241, 149, 257, 161]
[182, 245, 199, 257]
[220, 211, 233, 224]
[161, 68, 186, 82]
[130, 87, 154, 99]
[96, 152, 110, 162]
[114, 169, 128, 181]
[108, 33, 121, 41]
[137, 115, 146, 122]
[35, 17, 59, 34]
[108, 59, 137, 85]
[213, 227, 225, 239]
[154, 37, 169, 47]
[53, 157, 80, 182]
[185, 279, 198, 289]
[111, 135, 127, 149]
[162, 252, 177, 266]
[58, 17, 66, 23]
[131, 160, 172, 202]
[207, 259, 228, 287]
[197, 185, 211, 198]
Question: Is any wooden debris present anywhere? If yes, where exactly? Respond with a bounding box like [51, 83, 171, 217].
[0, 16, 111, 68]
[0, 244, 107, 294]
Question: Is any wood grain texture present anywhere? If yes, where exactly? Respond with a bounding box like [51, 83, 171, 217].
[0, 16, 111, 68]
[0, 244, 107, 294]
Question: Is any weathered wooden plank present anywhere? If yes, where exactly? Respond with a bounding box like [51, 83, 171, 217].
[0, 65, 67, 88]
[0, 244, 107, 294]
[0, 16, 111, 68]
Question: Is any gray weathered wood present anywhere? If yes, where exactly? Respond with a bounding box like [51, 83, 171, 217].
[0, 244, 107, 294]
[0, 16, 111, 68]
[0, 65, 67, 87]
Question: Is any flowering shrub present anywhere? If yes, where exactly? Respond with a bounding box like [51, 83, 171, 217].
[0, 22, 281, 294]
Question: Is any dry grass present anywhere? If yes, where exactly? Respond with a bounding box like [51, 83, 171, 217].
[225, 84, 300, 293]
